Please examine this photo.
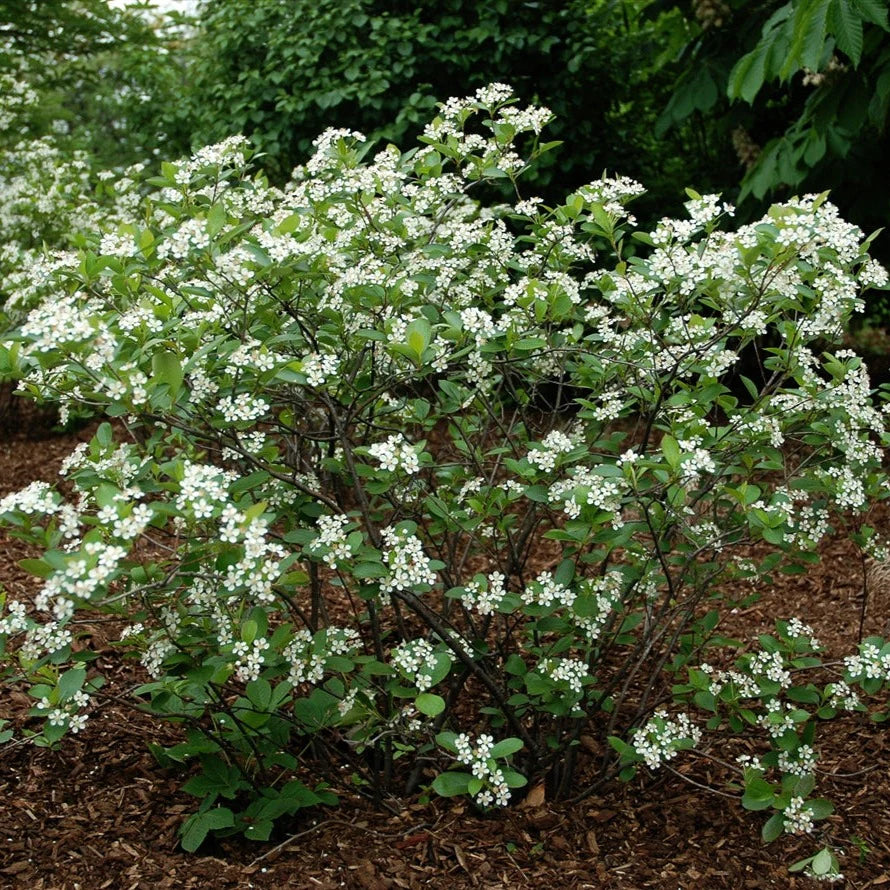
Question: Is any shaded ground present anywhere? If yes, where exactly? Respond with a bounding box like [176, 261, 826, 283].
[1, 413, 890, 889]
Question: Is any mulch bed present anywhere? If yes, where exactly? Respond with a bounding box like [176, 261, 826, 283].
[2, 414, 890, 888]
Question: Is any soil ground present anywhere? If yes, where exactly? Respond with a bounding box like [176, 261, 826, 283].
[2, 410, 890, 889]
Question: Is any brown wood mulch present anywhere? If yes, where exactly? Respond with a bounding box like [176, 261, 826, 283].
[1, 410, 890, 889]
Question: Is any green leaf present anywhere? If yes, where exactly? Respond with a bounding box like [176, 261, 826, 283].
[180, 807, 235, 852]
[729, 42, 770, 103]
[18, 559, 54, 579]
[807, 798, 834, 819]
[789, 855, 815, 873]
[502, 768, 528, 789]
[660, 434, 681, 469]
[553, 558, 575, 587]
[151, 351, 183, 397]
[829, 0, 864, 64]
[405, 318, 432, 359]
[242, 619, 258, 644]
[853, 0, 889, 28]
[811, 847, 834, 875]
[435, 731, 458, 753]
[244, 820, 274, 841]
[206, 203, 227, 237]
[762, 812, 785, 842]
[785, 0, 831, 76]
[742, 777, 775, 810]
[58, 668, 86, 699]
[246, 678, 272, 710]
[793, 774, 816, 797]
[607, 735, 631, 756]
[431, 770, 472, 797]
[96, 422, 113, 447]
[415, 692, 445, 716]
[524, 485, 550, 503]
[490, 737, 523, 758]
[352, 562, 386, 579]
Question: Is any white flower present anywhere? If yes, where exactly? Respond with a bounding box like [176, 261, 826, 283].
[302, 352, 339, 387]
[449, 730, 513, 808]
[521, 571, 573, 610]
[368, 434, 421, 475]
[540, 657, 590, 696]
[631, 711, 701, 769]
[461, 572, 507, 616]
[0, 481, 59, 516]
[392, 639, 446, 691]
[782, 796, 815, 834]
[217, 393, 269, 424]
[527, 431, 574, 473]
[786, 617, 821, 650]
[234, 637, 270, 682]
[380, 527, 437, 594]
[310, 513, 354, 566]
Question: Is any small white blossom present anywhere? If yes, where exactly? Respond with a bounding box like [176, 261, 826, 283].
[782, 796, 815, 834]
[632, 711, 702, 769]
[368, 434, 421, 475]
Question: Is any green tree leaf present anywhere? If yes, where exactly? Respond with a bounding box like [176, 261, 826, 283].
[829, 0, 864, 64]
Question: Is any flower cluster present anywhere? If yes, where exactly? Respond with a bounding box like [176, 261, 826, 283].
[0, 600, 28, 636]
[302, 352, 339, 387]
[758, 700, 800, 739]
[368, 434, 421, 475]
[217, 393, 270, 424]
[548, 465, 627, 520]
[784, 618, 821, 650]
[233, 637, 270, 683]
[175, 462, 236, 518]
[220, 516, 287, 605]
[453, 733, 512, 808]
[527, 431, 575, 473]
[826, 681, 861, 711]
[744, 650, 792, 690]
[283, 627, 360, 687]
[700, 663, 760, 699]
[34, 689, 91, 735]
[844, 640, 890, 683]
[631, 711, 702, 769]
[460, 572, 508, 616]
[309, 514, 355, 567]
[521, 571, 574, 610]
[539, 657, 591, 697]
[777, 744, 817, 777]
[782, 796, 815, 835]
[571, 572, 624, 641]
[392, 639, 448, 692]
[379, 527, 437, 595]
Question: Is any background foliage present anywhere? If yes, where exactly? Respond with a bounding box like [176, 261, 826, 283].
[182, 0, 695, 212]
[652, 0, 890, 257]
[0, 0, 189, 166]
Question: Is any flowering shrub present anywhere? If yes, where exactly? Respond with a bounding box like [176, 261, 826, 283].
[1, 85, 889, 871]
[0, 70, 147, 329]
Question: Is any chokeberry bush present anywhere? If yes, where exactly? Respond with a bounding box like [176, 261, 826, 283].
[0, 70, 147, 331]
[1, 84, 889, 877]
